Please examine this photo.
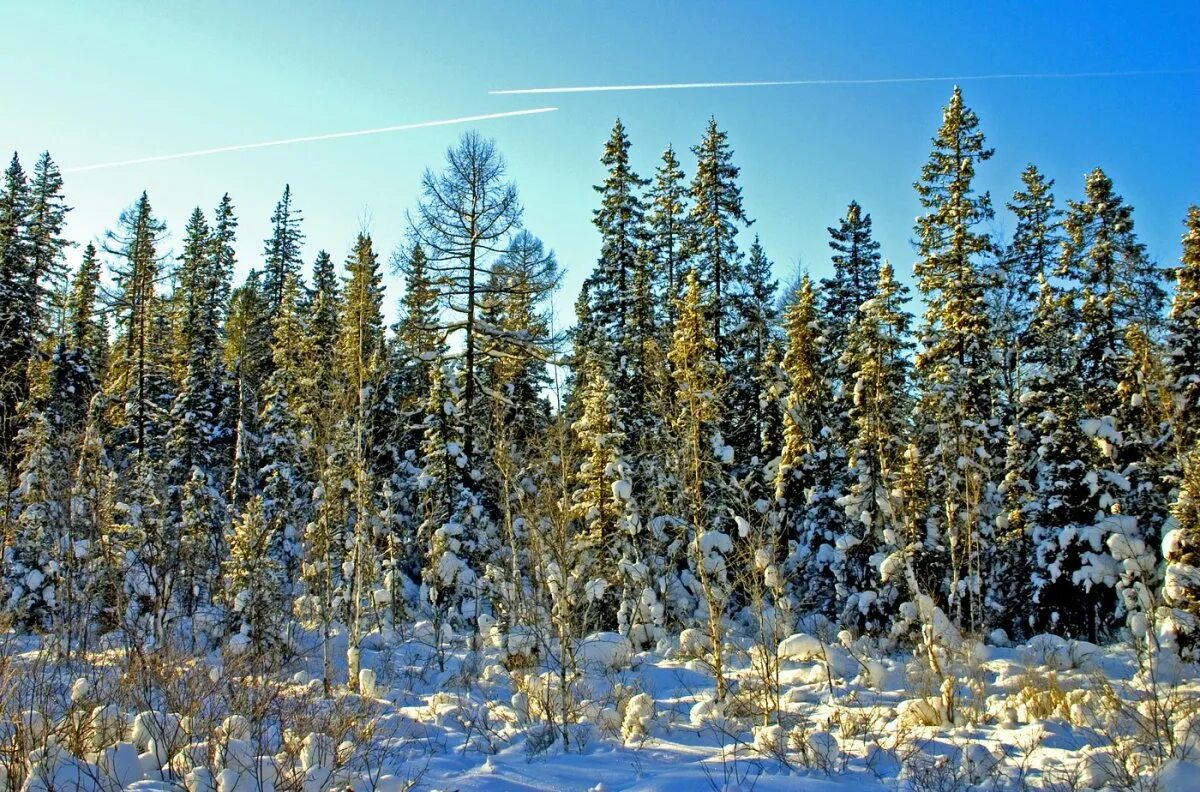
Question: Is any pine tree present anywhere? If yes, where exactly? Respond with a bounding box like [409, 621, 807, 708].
[262, 184, 304, 320]
[1167, 207, 1200, 451]
[911, 86, 1000, 632]
[685, 119, 752, 364]
[645, 145, 690, 326]
[837, 262, 913, 633]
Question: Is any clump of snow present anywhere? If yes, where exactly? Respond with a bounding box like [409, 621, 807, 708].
[576, 632, 632, 670]
[778, 632, 824, 660]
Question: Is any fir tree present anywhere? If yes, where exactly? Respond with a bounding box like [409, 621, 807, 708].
[726, 236, 778, 480]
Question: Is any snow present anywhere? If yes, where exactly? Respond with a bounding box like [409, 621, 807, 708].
[1, 627, 1198, 792]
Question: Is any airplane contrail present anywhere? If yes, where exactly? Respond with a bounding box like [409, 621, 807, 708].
[489, 68, 1199, 94]
[63, 107, 559, 173]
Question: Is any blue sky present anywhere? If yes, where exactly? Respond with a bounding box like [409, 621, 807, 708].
[3, 1, 1198, 325]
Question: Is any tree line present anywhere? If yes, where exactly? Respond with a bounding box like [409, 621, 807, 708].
[1, 88, 1198, 693]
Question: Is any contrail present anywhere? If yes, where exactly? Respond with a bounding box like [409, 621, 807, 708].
[63, 107, 559, 173]
[489, 68, 1199, 94]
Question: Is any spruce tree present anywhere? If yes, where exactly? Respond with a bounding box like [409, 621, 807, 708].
[645, 145, 690, 326]
[26, 152, 70, 342]
[911, 86, 1000, 632]
[262, 184, 304, 319]
[727, 236, 778, 481]
[590, 119, 648, 349]
[1168, 207, 1200, 451]
[1161, 444, 1200, 659]
[0, 154, 32, 513]
[837, 262, 913, 633]
[820, 200, 882, 360]
[685, 119, 752, 364]
[1059, 169, 1166, 636]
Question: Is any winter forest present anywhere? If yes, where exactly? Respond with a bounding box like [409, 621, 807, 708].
[2, 83, 1200, 791]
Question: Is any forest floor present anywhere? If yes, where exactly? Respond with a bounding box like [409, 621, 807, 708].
[3, 626, 1200, 791]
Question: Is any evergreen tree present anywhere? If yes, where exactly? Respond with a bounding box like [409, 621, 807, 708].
[1058, 169, 1167, 636]
[668, 270, 733, 699]
[726, 236, 778, 480]
[774, 276, 841, 618]
[337, 233, 387, 689]
[262, 184, 304, 319]
[1019, 279, 1100, 636]
[837, 262, 913, 633]
[0, 154, 32, 511]
[645, 145, 690, 326]
[1161, 444, 1200, 659]
[1167, 207, 1200, 451]
[820, 200, 882, 359]
[685, 119, 752, 364]
[258, 273, 311, 601]
[65, 243, 108, 389]
[911, 86, 1000, 632]
[3, 410, 68, 631]
[26, 152, 70, 342]
[994, 165, 1061, 409]
[590, 119, 648, 350]
[223, 496, 286, 657]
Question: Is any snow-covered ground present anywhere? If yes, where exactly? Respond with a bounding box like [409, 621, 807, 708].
[3, 627, 1199, 791]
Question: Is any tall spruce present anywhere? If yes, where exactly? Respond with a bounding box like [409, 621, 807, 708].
[911, 87, 1000, 632]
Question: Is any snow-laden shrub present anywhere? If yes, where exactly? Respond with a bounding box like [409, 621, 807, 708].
[621, 693, 654, 742]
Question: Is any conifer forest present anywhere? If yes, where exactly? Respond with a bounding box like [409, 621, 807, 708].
[2, 48, 1200, 792]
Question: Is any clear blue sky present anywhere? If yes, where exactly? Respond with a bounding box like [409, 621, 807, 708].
[3, 1, 1198, 325]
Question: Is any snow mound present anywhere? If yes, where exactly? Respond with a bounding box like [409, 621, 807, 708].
[778, 632, 824, 660]
[576, 632, 632, 670]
